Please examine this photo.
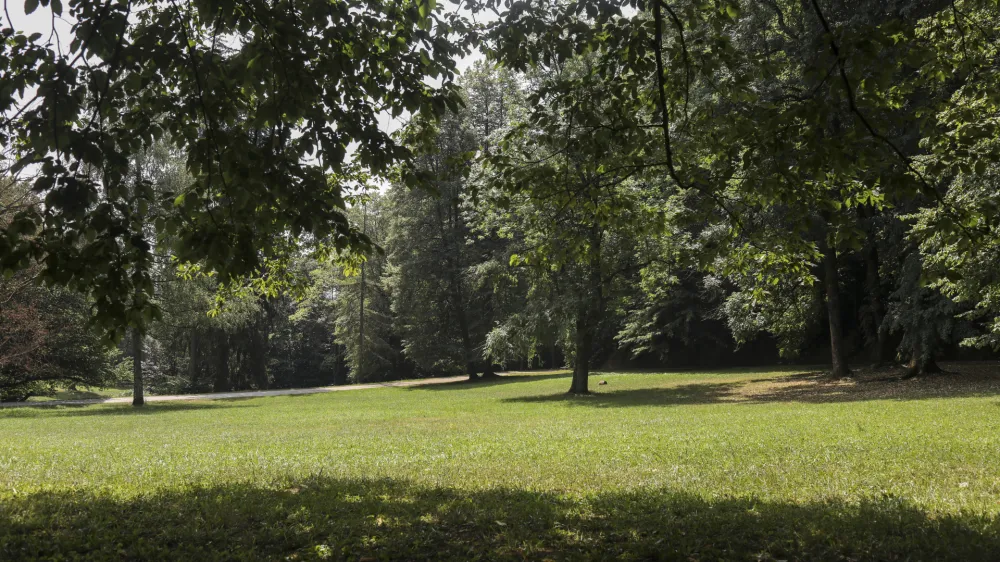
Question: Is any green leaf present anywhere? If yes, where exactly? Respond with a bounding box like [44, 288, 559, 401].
[24, 0, 39, 15]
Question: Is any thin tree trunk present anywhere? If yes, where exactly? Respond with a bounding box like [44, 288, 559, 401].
[358, 203, 367, 382]
[250, 303, 270, 389]
[132, 326, 144, 407]
[823, 244, 850, 377]
[189, 331, 199, 391]
[213, 331, 230, 392]
[436, 196, 477, 381]
[862, 208, 889, 365]
[454, 282, 476, 381]
[447, 262, 476, 380]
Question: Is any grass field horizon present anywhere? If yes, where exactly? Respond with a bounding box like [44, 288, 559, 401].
[4, 365, 1000, 560]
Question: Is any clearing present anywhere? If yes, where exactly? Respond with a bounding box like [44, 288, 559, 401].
[2, 364, 1000, 560]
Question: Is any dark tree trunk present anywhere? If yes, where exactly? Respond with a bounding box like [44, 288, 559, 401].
[132, 327, 144, 407]
[437, 197, 477, 381]
[213, 331, 231, 392]
[189, 331, 200, 391]
[864, 240, 890, 365]
[905, 339, 942, 378]
[358, 259, 365, 382]
[569, 315, 593, 394]
[249, 303, 270, 390]
[823, 244, 851, 377]
[906, 354, 942, 377]
[481, 363, 499, 379]
[862, 208, 889, 365]
[569, 227, 604, 394]
[454, 284, 476, 381]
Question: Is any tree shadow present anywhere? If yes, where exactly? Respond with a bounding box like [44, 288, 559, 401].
[409, 372, 572, 391]
[505, 364, 1000, 408]
[0, 401, 253, 419]
[507, 383, 740, 408]
[1, 476, 996, 560]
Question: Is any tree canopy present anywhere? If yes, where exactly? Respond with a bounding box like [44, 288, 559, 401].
[2, 0, 1000, 398]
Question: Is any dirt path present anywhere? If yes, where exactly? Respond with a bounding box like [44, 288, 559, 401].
[0, 375, 472, 409]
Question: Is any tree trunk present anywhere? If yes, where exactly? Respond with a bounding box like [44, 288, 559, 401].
[189, 331, 200, 391]
[569, 316, 593, 394]
[569, 226, 604, 394]
[458, 305, 476, 380]
[449, 267, 476, 381]
[358, 260, 365, 382]
[481, 363, 499, 379]
[132, 327, 144, 407]
[250, 303, 270, 390]
[905, 339, 942, 378]
[358, 202, 367, 382]
[862, 208, 889, 365]
[437, 197, 477, 381]
[213, 331, 231, 392]
[823, 244, 851, 377]
[906, 354, 941, 377]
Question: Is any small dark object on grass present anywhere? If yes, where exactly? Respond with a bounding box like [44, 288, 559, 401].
[599, 380, 608, 386]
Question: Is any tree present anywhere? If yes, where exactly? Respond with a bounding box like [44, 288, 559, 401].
[1, 179, 124, 401]
[0, 0, 475, 338]
[481, 55, 662, 393]
[477, 0, 1000, 377]
[386, 115, 485, 379]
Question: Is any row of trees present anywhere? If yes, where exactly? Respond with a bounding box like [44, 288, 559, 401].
[2, 0, 1000, 399]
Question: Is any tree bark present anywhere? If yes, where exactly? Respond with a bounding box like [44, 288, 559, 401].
[481, 363, 499, 379]
[437, 197, 477, 381]
[451, 270, 476, 381]
[905, 339, 942, 378]
[358, 259, 366, 382]
[189, 331, 200, 391]
[823, 244, 851, 377]
[358, 202, 367, 382]
[862, 209, 889, 365]
[213, 330, 231, 392]
[132, 327, 144, 407]
[569, 314, 593, 394]
[249, 302, 270, 390]
[569, 227, 604, 394]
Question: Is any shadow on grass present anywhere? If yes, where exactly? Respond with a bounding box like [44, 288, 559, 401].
[409, 373, 572, 391]
[1, 477, 996, 561]
[0, 401, 253, 419]
[505, 364, 1000, 408]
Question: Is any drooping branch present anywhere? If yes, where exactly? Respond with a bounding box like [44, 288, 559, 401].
[807, 0, 933, 195]
[807, 0, 977, 241]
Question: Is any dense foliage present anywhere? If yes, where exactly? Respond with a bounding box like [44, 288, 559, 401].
[2, 0, 1000, 398]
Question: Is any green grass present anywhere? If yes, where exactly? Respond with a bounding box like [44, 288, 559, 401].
[3, 366, 1000, 560]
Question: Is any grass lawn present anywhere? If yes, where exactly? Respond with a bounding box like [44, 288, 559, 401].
[3, 364, 1000, 560]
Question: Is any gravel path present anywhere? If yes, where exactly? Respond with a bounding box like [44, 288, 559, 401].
[0, 375, 472, 408]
